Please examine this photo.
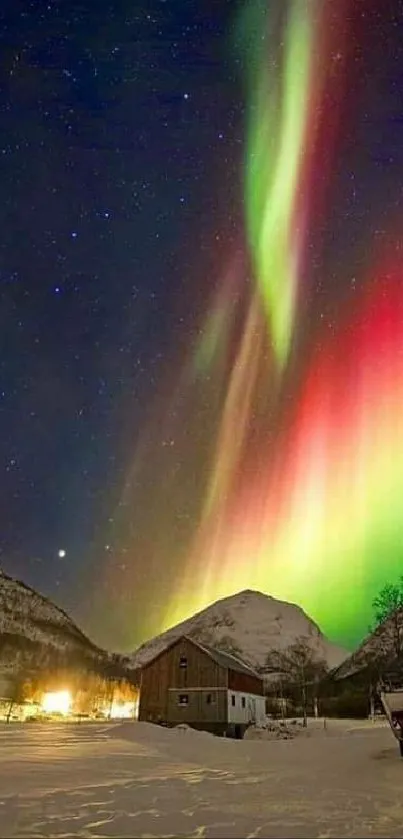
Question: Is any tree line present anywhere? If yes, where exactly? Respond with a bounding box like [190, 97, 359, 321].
[263, 578, 403, 723]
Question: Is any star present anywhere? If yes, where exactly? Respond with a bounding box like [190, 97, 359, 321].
[0, 0, 400, 658]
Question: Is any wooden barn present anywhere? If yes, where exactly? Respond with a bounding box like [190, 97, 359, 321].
[138, 635, 265, 737]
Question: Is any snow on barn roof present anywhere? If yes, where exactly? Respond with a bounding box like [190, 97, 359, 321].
[191, 638, 262, 679]
[141, 634, 262, 680]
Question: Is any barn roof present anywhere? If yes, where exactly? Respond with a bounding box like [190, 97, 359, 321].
[140, 634, 262, 680]
[191, 638, 262, 679]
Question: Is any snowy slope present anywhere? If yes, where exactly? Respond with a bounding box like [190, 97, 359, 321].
[334, 608, 403, 679]
[0, 569, 135, 680]
[130, 589, 349, 670]
[0, 569, 98, 651]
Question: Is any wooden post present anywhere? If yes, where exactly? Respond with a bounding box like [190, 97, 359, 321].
[302, 683, 307, 728]
[369, 683, 375, 719]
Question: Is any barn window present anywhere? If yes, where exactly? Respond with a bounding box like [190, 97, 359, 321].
[231, 694, 236, 707]
[178, 694, 189, 706]
[179, 655, 188, 668]
[241, 697, 246, 709]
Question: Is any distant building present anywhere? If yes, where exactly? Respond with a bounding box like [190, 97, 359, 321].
[138, 635, 265, 737]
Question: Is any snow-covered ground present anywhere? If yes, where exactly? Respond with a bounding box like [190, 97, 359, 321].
[0, 718, 402, 838]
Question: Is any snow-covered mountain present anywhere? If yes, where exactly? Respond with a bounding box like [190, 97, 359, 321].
[333, 609, 403, 680]
[0, 569, 98, 652]
[130, 589, 349, 670]
[0, 569, 135, 680]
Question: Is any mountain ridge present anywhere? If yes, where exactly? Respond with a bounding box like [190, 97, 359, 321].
[0, 568, 136, 682]
[334, 607, 403, 679]
[130, 588, 349, 670]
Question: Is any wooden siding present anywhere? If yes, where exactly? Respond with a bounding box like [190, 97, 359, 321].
[228, 669, 264, 696]
[167, 688, 227, 725]
[138, 637, 227, 724]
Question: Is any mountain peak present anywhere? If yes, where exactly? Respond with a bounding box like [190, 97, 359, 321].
[231, 589, 274, 600]
[131, 588, 349, 670]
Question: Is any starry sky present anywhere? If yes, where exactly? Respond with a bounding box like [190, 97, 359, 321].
[1, 0, 402, 653]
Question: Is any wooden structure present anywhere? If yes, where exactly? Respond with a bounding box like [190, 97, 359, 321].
[138, 635, 265, 737]
[380, 689, 403, 757]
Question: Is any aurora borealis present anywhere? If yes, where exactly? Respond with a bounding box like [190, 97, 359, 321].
[242, 0, 321, 367]
[152, 0, 403, 652]
[2, 0, 403, 654]
[103, 0, 403, 652]
[171, 251, 403, 650]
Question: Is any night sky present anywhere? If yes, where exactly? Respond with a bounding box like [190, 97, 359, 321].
[1, 0, 403, 653]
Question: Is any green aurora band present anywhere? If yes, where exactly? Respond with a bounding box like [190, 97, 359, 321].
[242, 0, 318, 367]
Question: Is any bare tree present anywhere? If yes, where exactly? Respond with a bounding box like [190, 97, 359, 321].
[6, 673, 28, 723]
[265, 638, 328, 727]
[372, 578, 403, 658]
